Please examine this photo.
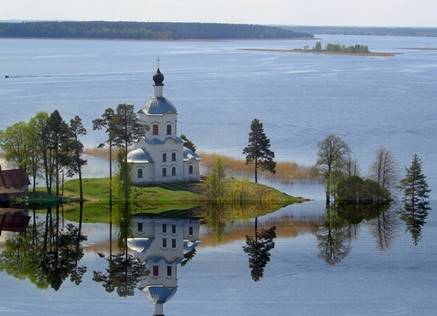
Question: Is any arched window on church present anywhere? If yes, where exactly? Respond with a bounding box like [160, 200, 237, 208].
[162, 168, 167, 177]
[172, 167, 176, 176]
[137, 168, 143, 178]
[189, 165, 193, 175]
[167, 124, 172, 135]
[153, 124, 159, 135]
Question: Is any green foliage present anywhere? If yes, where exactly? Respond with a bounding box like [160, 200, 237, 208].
[243, 118, 276, 183]
[311, 42, 370, 54]
[205, 158, 226, 205]
[0, 21, 312, 40]
[399, 154, 431, 207]
[316, 134, 351, 203]
[0, 121, 30, 169]
[336, 176, 391, 204]
[0, 216, 87, 290]
[399, 154, 431, 245]
[180, 134, 197, 153]
[93, 253, 148, 297]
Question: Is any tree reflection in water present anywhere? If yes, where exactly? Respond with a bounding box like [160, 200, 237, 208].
[317, 203, 398, 265]
[400, 202, 430, 246]
[370, 205, 399, 251]
[93, 201, 148, 297]
[0, 204, 87, 290]
[316, 206, 351, 266]
[243, 217, 277, 282]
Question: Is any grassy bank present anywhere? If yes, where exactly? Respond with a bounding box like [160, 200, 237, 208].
[60, 177, 305, 223]
[84, 147, 320, 183]
[63, 177, 303, 205]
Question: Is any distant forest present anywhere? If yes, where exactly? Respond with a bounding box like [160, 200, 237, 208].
[0, 21, 312, 40]
[282, 26, 437, 37]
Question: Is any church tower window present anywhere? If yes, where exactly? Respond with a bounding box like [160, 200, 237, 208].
[171, 152, 176, 161]
[162, 153, 167, 162]
[189, 165, 194, 175]
[167, 124, 172, 135]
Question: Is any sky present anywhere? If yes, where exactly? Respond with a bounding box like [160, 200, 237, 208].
[1, 0, 437, 27]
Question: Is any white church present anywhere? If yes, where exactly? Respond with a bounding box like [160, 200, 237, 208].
[127, 68, 201, 184]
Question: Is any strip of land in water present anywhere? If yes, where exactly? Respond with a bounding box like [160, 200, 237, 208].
[241, 48, 397, 57]
[398, 47, 437, 51]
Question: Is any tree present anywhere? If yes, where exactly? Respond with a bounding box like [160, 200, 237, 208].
[180, 134, 196, 153]
[111, 104, 144, 201]
[66, 116, 87, 201]
[316, 134, 351, 205]
[243, 119, 276, 183]
[0, 121, 30, 170]
[204, 158, 226, 205]
[93, 108, 116, 201]
[345, 154, 359, 177]
[371, 148, 398, 192]
[399, 154, 431, 208]
[28, 113, 49, 192]
[45, 110, 70, 195]
[243, 218, 276, 282]
[399, 154, 431, 245]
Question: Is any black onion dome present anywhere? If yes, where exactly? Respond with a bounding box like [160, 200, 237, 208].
[153, 68, 164, 86]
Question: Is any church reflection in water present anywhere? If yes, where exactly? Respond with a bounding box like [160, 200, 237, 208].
[127, 214, 200, 316]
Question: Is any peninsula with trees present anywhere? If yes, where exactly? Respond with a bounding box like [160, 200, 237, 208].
[0, 21, 312, 40]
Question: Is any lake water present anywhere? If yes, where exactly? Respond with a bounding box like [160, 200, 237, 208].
[1, 35, 437, 197]
[0, 200, 436, 316]
[0, 35, 437, 315]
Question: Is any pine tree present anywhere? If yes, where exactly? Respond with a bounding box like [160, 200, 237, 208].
[399, 154, 431, 208]
[93, 108, 116, 202]
[243, 119, 276, 183]
[399, 154, 431, 245]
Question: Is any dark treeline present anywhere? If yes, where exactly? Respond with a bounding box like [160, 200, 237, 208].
[282, 25, 437, 37]
[0, 21, 312, 40]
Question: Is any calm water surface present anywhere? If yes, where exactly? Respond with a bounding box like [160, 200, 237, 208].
[0, 200, 436, 315]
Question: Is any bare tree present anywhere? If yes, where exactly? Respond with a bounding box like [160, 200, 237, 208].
[370, 148, 398, 192]
[345, 154, 360, 177]
[316, 134, 351, 205]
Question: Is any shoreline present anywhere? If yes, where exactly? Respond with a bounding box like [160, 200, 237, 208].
[241, 48, 398, 57]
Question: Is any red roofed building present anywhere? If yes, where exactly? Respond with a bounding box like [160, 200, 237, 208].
[0, 165, 30, 202]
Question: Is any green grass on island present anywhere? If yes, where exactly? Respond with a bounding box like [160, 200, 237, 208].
[63, 177, 303, 205]
[58, 177, 306, 223]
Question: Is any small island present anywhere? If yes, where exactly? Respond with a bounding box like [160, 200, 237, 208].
[242, 41, 397, 57]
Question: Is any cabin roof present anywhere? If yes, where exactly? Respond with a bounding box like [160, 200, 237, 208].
[0, 169, 30, 188]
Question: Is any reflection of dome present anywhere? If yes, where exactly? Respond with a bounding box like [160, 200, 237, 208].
[144, 286, 177, 304]
[127, 238, 153, 253]
[127, 148, 153, 163]
[142, 97, 177, 115]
